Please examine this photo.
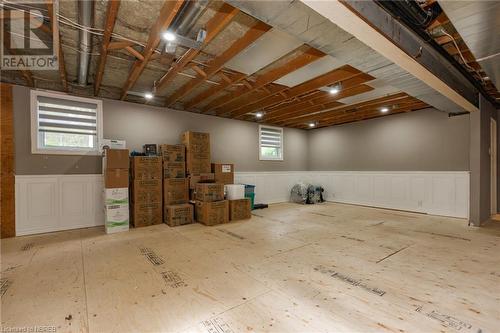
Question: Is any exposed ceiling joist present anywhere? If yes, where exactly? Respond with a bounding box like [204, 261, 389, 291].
[94, 0, 121, 95]
[205, 46, 325, 114]
[46, 0, 67, 92]
[281, 92, 409, 127]
[108, 40, 135, 50]
[120, 0, 185, 100]
[265, 84, 374, 123]
[300, 0, 479, 112]
[230, 65, 372, 118]
[154, 3, 240, 95]
[164, 21, 271, 107]
[184, 72, 247, 110]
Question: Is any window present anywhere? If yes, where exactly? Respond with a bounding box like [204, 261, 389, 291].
[31, 90, 103, 155]
[259, 125, 283, 161]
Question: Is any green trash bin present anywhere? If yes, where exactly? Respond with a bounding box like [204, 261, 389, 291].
[245, 192, 255, 210]
[244, 185, 256, 210]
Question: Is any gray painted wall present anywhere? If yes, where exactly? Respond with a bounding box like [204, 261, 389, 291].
[308, 108, 470, 171]
[13, 85, 308, 174]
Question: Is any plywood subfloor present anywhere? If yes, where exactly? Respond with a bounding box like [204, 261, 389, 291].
[2, 202, 500, 332]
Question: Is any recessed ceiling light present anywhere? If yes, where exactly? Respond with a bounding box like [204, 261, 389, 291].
[380, 107, 389, 113]
[309, 122, 316, 128]
[329, 87, 340, 95]
[255, 112, 263, 118]
[144, 92, 153, 100]
[162, 31, 176, 42]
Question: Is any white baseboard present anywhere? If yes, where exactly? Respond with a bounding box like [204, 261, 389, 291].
[235, 171, 469, 219]
[15, 175, 104, 236]
[15, 171, 469, 236]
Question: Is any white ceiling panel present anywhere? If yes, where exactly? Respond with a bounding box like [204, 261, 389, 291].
[275, 55, 344, 87]
[224, 28, 304, 75]
[337, 85, 401, 105]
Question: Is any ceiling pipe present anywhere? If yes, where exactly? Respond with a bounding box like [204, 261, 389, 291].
[77, 0, 94, 86]
[171, 0, 209, 36]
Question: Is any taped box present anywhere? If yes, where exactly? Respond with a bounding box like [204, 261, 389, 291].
[131, 179, 162, 203]
[211, 163, 234, 185]
[188, 173, 215, 189]
[130, 156, 162, 179]
[229, 199, 251, 221]
[131, 202, 162, 227]
[163, 161, 186, 179]
[195, 183, 224, 202]
[103, 149, 129, 170]
[104, 169, 129, 188]
[159, 144, 185, 162]
[164, 203, 193, 227]
[195, 200, 228, 226]
[105, 204, 129, 234]
[181, 131, 211, 175]
[103, 188, 129, 205]
[164, 178, 189, 205]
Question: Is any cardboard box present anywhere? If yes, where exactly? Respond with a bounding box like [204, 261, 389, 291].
[229, 199, 251, 221]
[211, 163, 234, 185]
[159, 144, 185, 162]
[164, 203, 193, 226]
[103, 188, 129, 205]
[130, 156, 162, 179]
[131, 202, 162, 227]
[188, 173, 215, 189]
[195, 200, 229, 226]
[104, 204, 129, 234]
[163, 161, 186, 179]
[195, 183, 224, 202]
[181, 131, 211, 175]
[103, 149, 130, 170]
[131, 179, 162, 203]
[163, 178, 189, 205]
[104, 169, 129, 188]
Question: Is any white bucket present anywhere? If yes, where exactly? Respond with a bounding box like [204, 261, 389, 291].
[225, 184, 245, 200]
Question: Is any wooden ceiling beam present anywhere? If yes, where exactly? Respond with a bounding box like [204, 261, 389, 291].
[155, 3, 239, 95]
[281, 92, 409, 127]
[230, 65, 372, 119]
[120, 0, 184, 100]
[183, 72, 247, 111]
[266, 84, 374, 123]
[94, 0, 120, 95]
[108, 40, 135, 50]
[46, 0, 68, 92]
[125, 45, 144, 61]
[311, 101, 428, 129]
[164, 21, 271, 107]
[205, 47, 325, 114]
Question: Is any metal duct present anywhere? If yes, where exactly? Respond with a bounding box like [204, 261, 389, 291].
[439, 1, 500, 90]
[172, 0, 209, 36]
[77, 0, 94, 86]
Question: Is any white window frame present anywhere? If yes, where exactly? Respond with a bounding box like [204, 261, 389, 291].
[259, 125, 284, 161]
[30, 90, 103, 155]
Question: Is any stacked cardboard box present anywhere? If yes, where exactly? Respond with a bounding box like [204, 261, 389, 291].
[103, 149, 130, 234]
[211, 163, 234, 185]
[160, 144, 192, 226]
[181, 131, 211, 175]
[130, 156, 162, 227]
[229, 198, 251, 221]
[194, 183, 228, 226]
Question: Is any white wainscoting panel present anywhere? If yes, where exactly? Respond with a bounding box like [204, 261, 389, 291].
[16, 175, 104, 236]
[235, 171, 469, 219]
[16, 171, 469, 236]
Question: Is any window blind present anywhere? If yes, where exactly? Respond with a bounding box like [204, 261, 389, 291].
[260, 126, 282, 148]
[37, 95, 98, 136]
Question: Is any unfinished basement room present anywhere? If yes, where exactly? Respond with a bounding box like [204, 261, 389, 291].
[1, 0, 499, 332]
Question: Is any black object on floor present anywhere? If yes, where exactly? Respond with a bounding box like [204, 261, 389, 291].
[253, 203, 268, 210]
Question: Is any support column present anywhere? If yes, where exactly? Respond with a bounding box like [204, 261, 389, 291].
[469, 95, 495, 226]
